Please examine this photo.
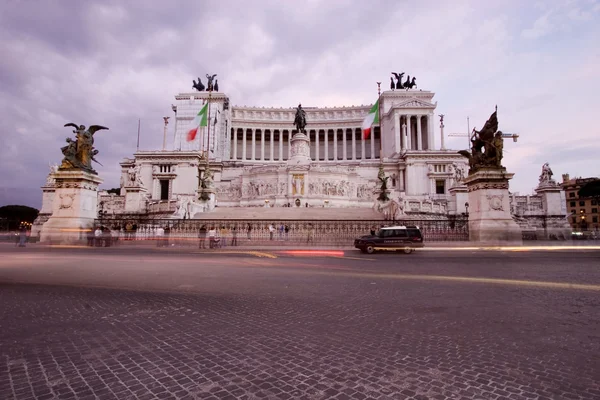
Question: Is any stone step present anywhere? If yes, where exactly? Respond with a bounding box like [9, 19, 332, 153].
[194, 207, 384, 220]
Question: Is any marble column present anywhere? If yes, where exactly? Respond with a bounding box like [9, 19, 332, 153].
[287, 130, 291, 160]
[324, 130, 329, 161]
[242, 128, 247, 161]
[417, 115, 423, 150]
[316, 129, 320, 162]
[428, 114, 435, 150]
[370, 127, 376, 159]
[343, 129, 348, 160]
[260, 129, 265, 161]
[233, 128, 238, 160]
[251, 129, 256, 160]
[269, 129, 274, 161]
[395, 112, 402, 152]
[406, 116, 412, 150]
[279, 130, 283, 161]
[361, 130, 366, 160]
[333, 129, 338, 161]
[352, 128, 357, 160]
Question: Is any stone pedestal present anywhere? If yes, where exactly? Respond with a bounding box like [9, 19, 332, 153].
[40, 170, 103, 243]
[535, 181, 571, 239]
[288, 132, 311, 166]
[448, 184, 468, 215]
[124, 186, 148, 212]
[463, 169, 522, 244]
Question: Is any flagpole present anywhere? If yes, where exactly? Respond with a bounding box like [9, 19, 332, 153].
[136, 119, 140, 152]
[206, 89, 212, 160]
[377, 82, 383, 161]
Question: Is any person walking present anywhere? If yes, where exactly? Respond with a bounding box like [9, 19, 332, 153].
[198, 225, 207, 249]
[156, 226, 165, 247]
[307, 223, 314, 244]
[18, 226, 27, 247]
[208, 226, 217, 249]
[231, 226, 238, 246]
[247, 223, 252, 240]
[220, 225, 228, 247]
[284, 224, 290, 241]
[268, 224, 275, 241]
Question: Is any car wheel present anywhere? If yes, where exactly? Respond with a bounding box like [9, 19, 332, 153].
[403, 247, 413, 254]
[365, 245, 375, 254]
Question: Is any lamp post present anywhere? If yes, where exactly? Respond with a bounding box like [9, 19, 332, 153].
[162, 117, 170, 151]
[464, 202, 469, 217]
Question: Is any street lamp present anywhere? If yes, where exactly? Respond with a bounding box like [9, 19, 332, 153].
[464, 202, 469, 216]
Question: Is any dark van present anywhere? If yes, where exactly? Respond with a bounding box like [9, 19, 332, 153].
[354, 225, 424, 254]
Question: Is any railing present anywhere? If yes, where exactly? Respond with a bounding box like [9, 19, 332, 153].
[147, 201, 177, 214]
[92, 217, 469, 245]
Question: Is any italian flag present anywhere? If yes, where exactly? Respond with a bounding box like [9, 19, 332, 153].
[186, 103, 209, 141]
[361, 99, 379, 139]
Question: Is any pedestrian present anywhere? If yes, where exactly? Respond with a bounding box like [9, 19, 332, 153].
[198, 225, 207, 249]
[307, 224, 314, 244]
[284, 224, 290, 241]
[278, 224, 284, 240]
[208, 226, 216, 248]
[87, 228, 95, 246]
[220, 225, 228, 247]
[247, 223, 252, 240]
[268, 224, 275, 240]
[163, 226, 171, 247]
[156, 226, 164, 247]
[18, 226, 27, 247]
[231, 225, 237, 246]
[95, 226, 103, 247]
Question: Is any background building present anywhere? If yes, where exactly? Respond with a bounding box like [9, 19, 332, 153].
[562, 174, 600, 231]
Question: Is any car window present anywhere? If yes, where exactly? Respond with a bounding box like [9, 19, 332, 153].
[407, 228, 422, 238]
[394, 229, 408, 238]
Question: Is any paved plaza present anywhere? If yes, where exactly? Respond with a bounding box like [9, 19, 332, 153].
[0, 246, 599, 400]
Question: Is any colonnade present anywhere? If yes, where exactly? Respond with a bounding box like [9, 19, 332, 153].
[393, 114, 434, 151]
[230, 127, 381, 162]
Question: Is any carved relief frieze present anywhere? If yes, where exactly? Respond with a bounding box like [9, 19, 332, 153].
[308, 179, 352, 197]
[241, 179, 279, 199]
[467, 182, 509, 192]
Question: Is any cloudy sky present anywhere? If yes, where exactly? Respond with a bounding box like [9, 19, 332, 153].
[1, 0, 599, 208]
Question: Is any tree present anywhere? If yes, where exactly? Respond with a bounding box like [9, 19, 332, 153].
[106, 187, 120, 195]
[0, 205, 39, 231]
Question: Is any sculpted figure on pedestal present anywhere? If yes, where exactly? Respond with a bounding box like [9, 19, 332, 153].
[205, 74, 217, 91]
[458, 108, 504, 173]
[192, 78, 205, 91]
[293, 104, 307, 134]
[60, 123, 108, 174]
[539, 162, 554, 184]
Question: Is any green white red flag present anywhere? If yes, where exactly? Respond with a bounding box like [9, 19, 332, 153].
[186, 103, 209, 141]
[361, 99, 380, 139]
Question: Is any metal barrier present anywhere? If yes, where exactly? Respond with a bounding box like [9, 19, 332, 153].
[93, 217, 469, 246]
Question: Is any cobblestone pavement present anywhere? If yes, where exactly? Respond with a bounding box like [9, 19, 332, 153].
[1, 250, 600, 400]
